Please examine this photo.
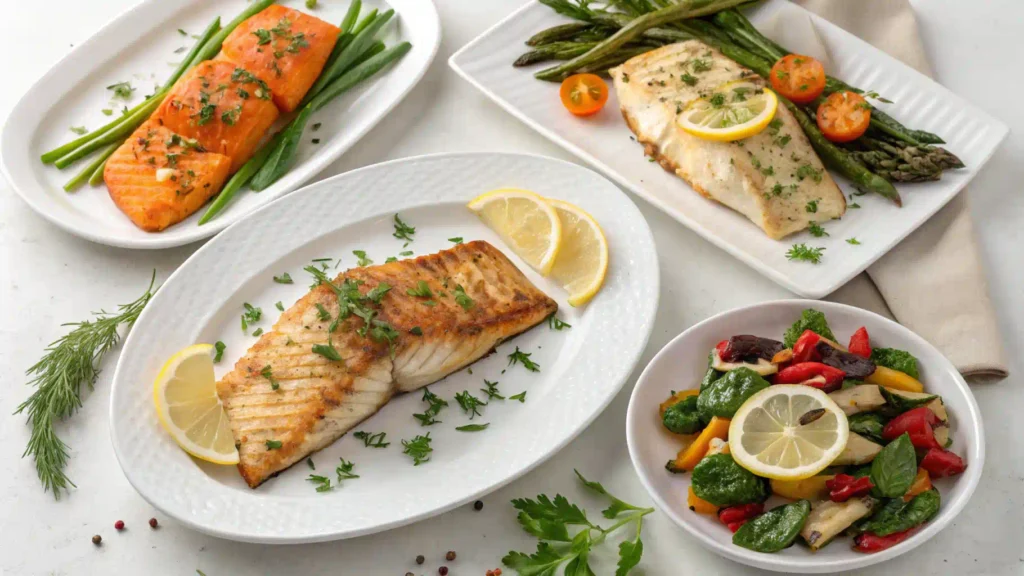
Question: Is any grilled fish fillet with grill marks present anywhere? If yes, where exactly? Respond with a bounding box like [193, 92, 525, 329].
[217, 241, 557, 487]
[611, 41, 845, 239]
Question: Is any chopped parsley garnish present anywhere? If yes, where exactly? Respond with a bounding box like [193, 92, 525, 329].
[786, 243, 825, 264]
[775, 69, 789, 80]
[805, 199, 819, 213]
[406, 280, 433, 298]
[265, 439, 283, 450]
[230, 68, 271, 100]
[453, 285, 474, 310]
[336, 457, 359, 482]
[260, 364, 280, 391]
[847, 237, 862, 245]
[796, 164, 823, 183]
[307, 458, 315, 470]
[455, 391, 487, 419]
[767, 118, 783, 134]
[312, 336, 343, 362]
[220, 104, 242, 126]
[507, 347, 540, 372]
[547, 314, 572, 331]
[414, 388, 447, 426]
[353, 250, 372, 267]
[680, 73, 698, 86]
[306, 0, 318, 8]
[315, 303, 331, 321]
[402, 433, 433, 466]
[236, 87, 249, 99]
[410, 326, 423, 336]
[307, 474, 332, 492]
[107, 81, 134, 100]
[275, 301, 284, 311]
[253, 28, 272, 45]
[448, 237, 464, 244]
[312, 122, 322, 131]
[392, 214, 415, 245]
[385, 257, 397, 263]
[708, 93, 726, 108]
[621, 73, 629, 83]
[354, 431, 390, 448]
[481, 380, 504, 400]
[273, 272, 293, 284]
[69, 126, 88, 135]
[195, 102, 216, 126]
[849, 201, 861, 209]
[177, 28, 188, 36]
[808, 222, 829, 237]
[241, 303, 262, 331]
[774, 134, 792, 148]
[691, 58, 711, 72]
[456, 424, 489, 432]
[509, 391, 527, 403]
[214, 341, 226, 362]
[399, 251, 414, 256]
[101, 108, 113, 116]
[287, 33, 310, 54]
[251, 328, 264, 337]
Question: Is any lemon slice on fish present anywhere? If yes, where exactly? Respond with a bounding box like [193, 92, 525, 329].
[729, 385, 848, 481]
[153, 343, 238, 465]
[677, 80, 778, 142]
[547, 199, 609, 307]
[467, 188, 562, 275]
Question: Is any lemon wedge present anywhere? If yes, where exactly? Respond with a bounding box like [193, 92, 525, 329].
[677, 80, 778, 142]
[728, 384, 848, 481]
[467, 188, 562, 275]
[153, 343, 238, 465]
[547, 199, 609, 307]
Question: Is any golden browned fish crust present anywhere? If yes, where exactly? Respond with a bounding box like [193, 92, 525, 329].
[217, 241, 557, 487]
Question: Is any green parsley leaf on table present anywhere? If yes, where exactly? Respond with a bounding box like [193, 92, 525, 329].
[786, 243, 825, 264]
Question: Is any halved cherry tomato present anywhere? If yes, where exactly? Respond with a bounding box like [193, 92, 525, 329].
[816, 91, 871, 143]
[559, 73, 609, 117]
[769, 54, 826, 104]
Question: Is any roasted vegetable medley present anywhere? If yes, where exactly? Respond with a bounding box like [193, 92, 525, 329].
[660, 308, 967, 554]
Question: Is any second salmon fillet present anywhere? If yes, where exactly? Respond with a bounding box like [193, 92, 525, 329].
[216, 241, 558, 488]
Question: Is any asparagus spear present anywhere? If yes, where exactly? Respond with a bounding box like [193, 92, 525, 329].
[515, 42, 598, 67]
[526, 22, 595, 46]
[534, 0, 752, 82]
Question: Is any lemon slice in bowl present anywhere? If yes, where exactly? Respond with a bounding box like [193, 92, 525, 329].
[467, 188, 562, 275]
[153, 343, 238, 465]
[547, 199, 609, 307]
[677, 80, 778, 142]
[729, 384, 848, 481]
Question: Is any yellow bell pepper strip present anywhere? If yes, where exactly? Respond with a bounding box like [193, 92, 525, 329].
[659, 388, 700, 416]
[903, 468, 932, 501]
[770, 475, 834, 501]
[865, 366, 925, 393]
[666, 416, 731, 472]
[687, 485, 719, 515]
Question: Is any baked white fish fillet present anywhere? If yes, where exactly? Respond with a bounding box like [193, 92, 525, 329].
[216, 241, 557, 487]
[610, 40, 845, 239]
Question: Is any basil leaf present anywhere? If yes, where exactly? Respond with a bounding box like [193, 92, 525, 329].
[848, 412, 889, 443]
[870, 433, 917, 497]
[870, 347, 920, 379]
[853, 489, 940, 536]
[732, 500, 810, 553]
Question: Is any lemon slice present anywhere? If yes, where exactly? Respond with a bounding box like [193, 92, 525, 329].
[729, 384, 848, 481]
[153, 343, 238, 465]
[677, 80, 779, 142]
[547, 199, 609, 307]
[467, 188, 562, 274]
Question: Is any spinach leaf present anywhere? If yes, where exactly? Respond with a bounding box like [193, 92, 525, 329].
[692, 454, 768, 507]
[662, 396, 702, 434]
[852, 489, 940, 536]
[870, 433, 917, 498]
[697, 367, 771, 421]
[870, 348, 920, 379]
[732, 499, 810, 553]
[700, 352, 722, 392]
[783, 308, 837, 348]
[879, 387, 937, 413]
[848, 412, 889, 443]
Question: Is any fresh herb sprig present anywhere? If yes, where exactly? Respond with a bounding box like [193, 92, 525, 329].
[414, 388, 448, 426]
[392, 214, 415, 246]
[786, 244, 825, 264]
[353, 430, 390, 448]
[455, 391, 487, 419]
[402, 433, 432, 465]
[481, 380, 504, 401]
[508, 347, 540, 372]
[15, 273, 156, 499]
[503, 470, 653, 575]
[547, 314, 571, 331]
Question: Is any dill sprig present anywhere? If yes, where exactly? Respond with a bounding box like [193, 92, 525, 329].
[15, 272, 156, 499]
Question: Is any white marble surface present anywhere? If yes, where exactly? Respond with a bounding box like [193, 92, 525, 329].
[1, 1, 1021, 574]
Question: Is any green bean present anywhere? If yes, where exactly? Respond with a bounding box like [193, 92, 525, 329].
[352, 8, 378, 35]
[184, 0, 276, 70]
[53, 95, 163, 169]
[198, 132, 284, 225]
[300, 9, 394, 107]
[62, 142, 118, 192]
[340, 0, 362, 33]
[309, 42, 412, 112]
[87, 144, 118, 186]
[249, 107, 313, 191]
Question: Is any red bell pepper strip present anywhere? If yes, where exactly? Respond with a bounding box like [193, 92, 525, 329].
[826, 474, 874, 502]
[849, 327, 871, 358]
[882, 407, 942, 449]
[920, 448, 967, 478]
[727, 520, 749, 533]
[776, 362, 845, 392]
[792, 330, 822, 363]
[715, 339, 729, 361]
[854, 527, 917, 553]
[718, 503, 764, 525]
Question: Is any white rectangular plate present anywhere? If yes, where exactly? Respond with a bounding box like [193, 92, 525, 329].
[449, 0, 1009, 298]
[0, 0, 440, 250]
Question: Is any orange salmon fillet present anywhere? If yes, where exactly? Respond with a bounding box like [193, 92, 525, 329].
[218, 5, 340, 113]
[153, 60, 280, 172]
[103, 121, 231, 232]
[217, 241, 557, 487]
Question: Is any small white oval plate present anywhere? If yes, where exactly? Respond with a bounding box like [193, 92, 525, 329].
[110, 152, 659, 543]
[0, 0, 440, 249]
[626, 300, 983, 573]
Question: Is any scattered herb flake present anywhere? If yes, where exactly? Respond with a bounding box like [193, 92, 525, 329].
[307, 474, 332, 492]
[847, 237, 862, 245]
[69, 126, 88, 135]
[265, 439, 283, 450]
[353, 250, 372, 267]
[107, 81, 134, 100]
[507, 347, 540, 372]
[455, 390, 487, 419]
[509, 391, 527, 403]
[336, 457, 358, 482]
[808, 222, 829, 237]
[275, 301, 284, 311]
[402, 433, 432, 465]
[353, 431, 390, 448]
[406, 280, 433, 299]
[214, 341, 226, 362]
[481, 380, 504, 400]
[392, 214, 415, 246]
[410, 326, 423, 336]
[456, 423, 490, 432]
[273, 272, 293, 284]
[786, 243, 825, 264]
[547, 314, 571, 330]
[453, 285, 474, 310]
[312, 336, 343, 362]
[448, 237, 464, 244]
[260, 364, 279, 391]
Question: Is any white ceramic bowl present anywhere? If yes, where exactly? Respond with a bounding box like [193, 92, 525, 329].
[625, 300, 984, 573]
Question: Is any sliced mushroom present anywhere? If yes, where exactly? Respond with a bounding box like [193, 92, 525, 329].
[816, 342, 876, 379]
[711, 349, 779, 376]
[829, 384, 886, 416]
[831, 432, 883, 466]
[720, 335, 785, 362]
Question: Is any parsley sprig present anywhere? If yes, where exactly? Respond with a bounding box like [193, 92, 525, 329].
[392, 214, 415, 246]
[502, 470, 653, 575]
[481, 379, 504, 400]
[455, 391, 487, 419]
[508, 347, 540, 372]
[402, 433, 432, 465]
[414, 388, 448, 426]
[786, 243, 825, 264]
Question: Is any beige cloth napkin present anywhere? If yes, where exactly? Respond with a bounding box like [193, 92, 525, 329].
[791, 0, 1008, 378]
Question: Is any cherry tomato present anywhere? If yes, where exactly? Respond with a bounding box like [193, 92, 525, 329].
[559, 73, 609, 117]
[816, 91, 872, 143]
[769, 54, 826, 104]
